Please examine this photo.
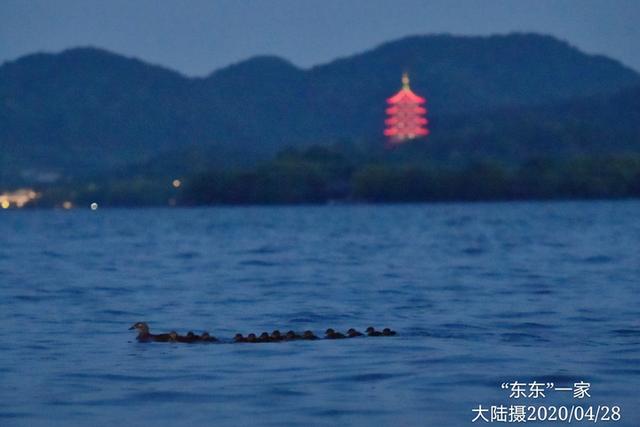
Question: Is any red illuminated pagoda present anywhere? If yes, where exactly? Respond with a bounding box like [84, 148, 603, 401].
[384, 73, 429, 144]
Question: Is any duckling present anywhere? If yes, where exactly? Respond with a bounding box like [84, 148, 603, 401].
[234, 333, 247, 343]
[347, 328, 364, 338]
[365, 326, 383, 337]
[129, 322, 173, 342]
[382, 328, 397, 336]
[302, 330, 318, 340]
[258, 332, 272, 342]
[284, 330, 300, 340]
[246, 333, 258, 343]
[270, 330, 283, 341]
[175, 331, 205, 343]
[325, 328, 346, 339]
[199, 332, 217, 342]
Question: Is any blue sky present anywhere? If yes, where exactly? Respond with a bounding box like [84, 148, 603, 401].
[1, 0, 638, 75]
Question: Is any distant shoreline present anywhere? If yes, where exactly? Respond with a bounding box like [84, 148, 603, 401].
[6, 195, 640, 211]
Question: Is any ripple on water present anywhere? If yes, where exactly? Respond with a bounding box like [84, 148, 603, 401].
[499, 332, 548, 343]
[0, 412, 32, 419]
[581, 255, 614, 264]
[174, 251, 201, 259]
[238, 259, 278, 267]
[338, 372, 410, 382]
[611, 328, 640, 337]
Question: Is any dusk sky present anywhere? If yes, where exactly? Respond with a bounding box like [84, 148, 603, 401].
[1, 0, 638, 76]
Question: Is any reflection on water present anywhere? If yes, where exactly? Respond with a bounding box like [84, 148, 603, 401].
[1, 201, 639, 426]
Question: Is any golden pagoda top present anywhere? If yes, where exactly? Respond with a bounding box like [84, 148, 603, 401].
[402, 72, 410, 89]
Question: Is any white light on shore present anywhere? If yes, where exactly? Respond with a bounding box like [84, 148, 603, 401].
[172, 179, 182, 188]
[90, 202, 98, 210]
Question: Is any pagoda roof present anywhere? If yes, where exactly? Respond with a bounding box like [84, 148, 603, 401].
[386, 73, 426, 104]
[386, 87, 425, 104]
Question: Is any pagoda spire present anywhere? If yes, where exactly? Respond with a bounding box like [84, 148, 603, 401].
[384, 73, 429, 144]
[402, 72, 410, 89]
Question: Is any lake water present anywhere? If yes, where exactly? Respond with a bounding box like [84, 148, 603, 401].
[1, 201, 639, 426]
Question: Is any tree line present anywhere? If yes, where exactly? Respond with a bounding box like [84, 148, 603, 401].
[29, 145, 640, 208]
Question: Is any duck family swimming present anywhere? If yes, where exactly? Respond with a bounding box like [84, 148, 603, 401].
[129, 322, 218, 343]
[129, 322, 395, 344]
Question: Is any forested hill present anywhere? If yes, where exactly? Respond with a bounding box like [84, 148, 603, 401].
[1, 33, 639, 184]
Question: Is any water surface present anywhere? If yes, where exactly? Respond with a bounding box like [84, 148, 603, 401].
[1, 201, 639, 426]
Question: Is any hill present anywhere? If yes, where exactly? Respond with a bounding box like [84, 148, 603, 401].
[1, 33, 639, 185]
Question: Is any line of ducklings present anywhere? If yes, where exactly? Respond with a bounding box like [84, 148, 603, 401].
[129, 322, 396, 343]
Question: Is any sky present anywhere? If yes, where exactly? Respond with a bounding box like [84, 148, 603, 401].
[1, 0, 638, 76]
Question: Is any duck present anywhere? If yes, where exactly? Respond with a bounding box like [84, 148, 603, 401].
[365, 326, 383, 337]
[177, 331, 203, 343]
[169, 331, 198, 343]
[325, 328, 346, 339]
[347, 328, 364, 338]
[302, 330, 318, 340]
[284, 330, 300, 340]
[382, 328, 397, 336]
[258, 332, 272, 342]
[199, 332, 217, 342]
[169, 330, 217, 343]
[129, 322, 396, 343]
[129, 322, 173, 342]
